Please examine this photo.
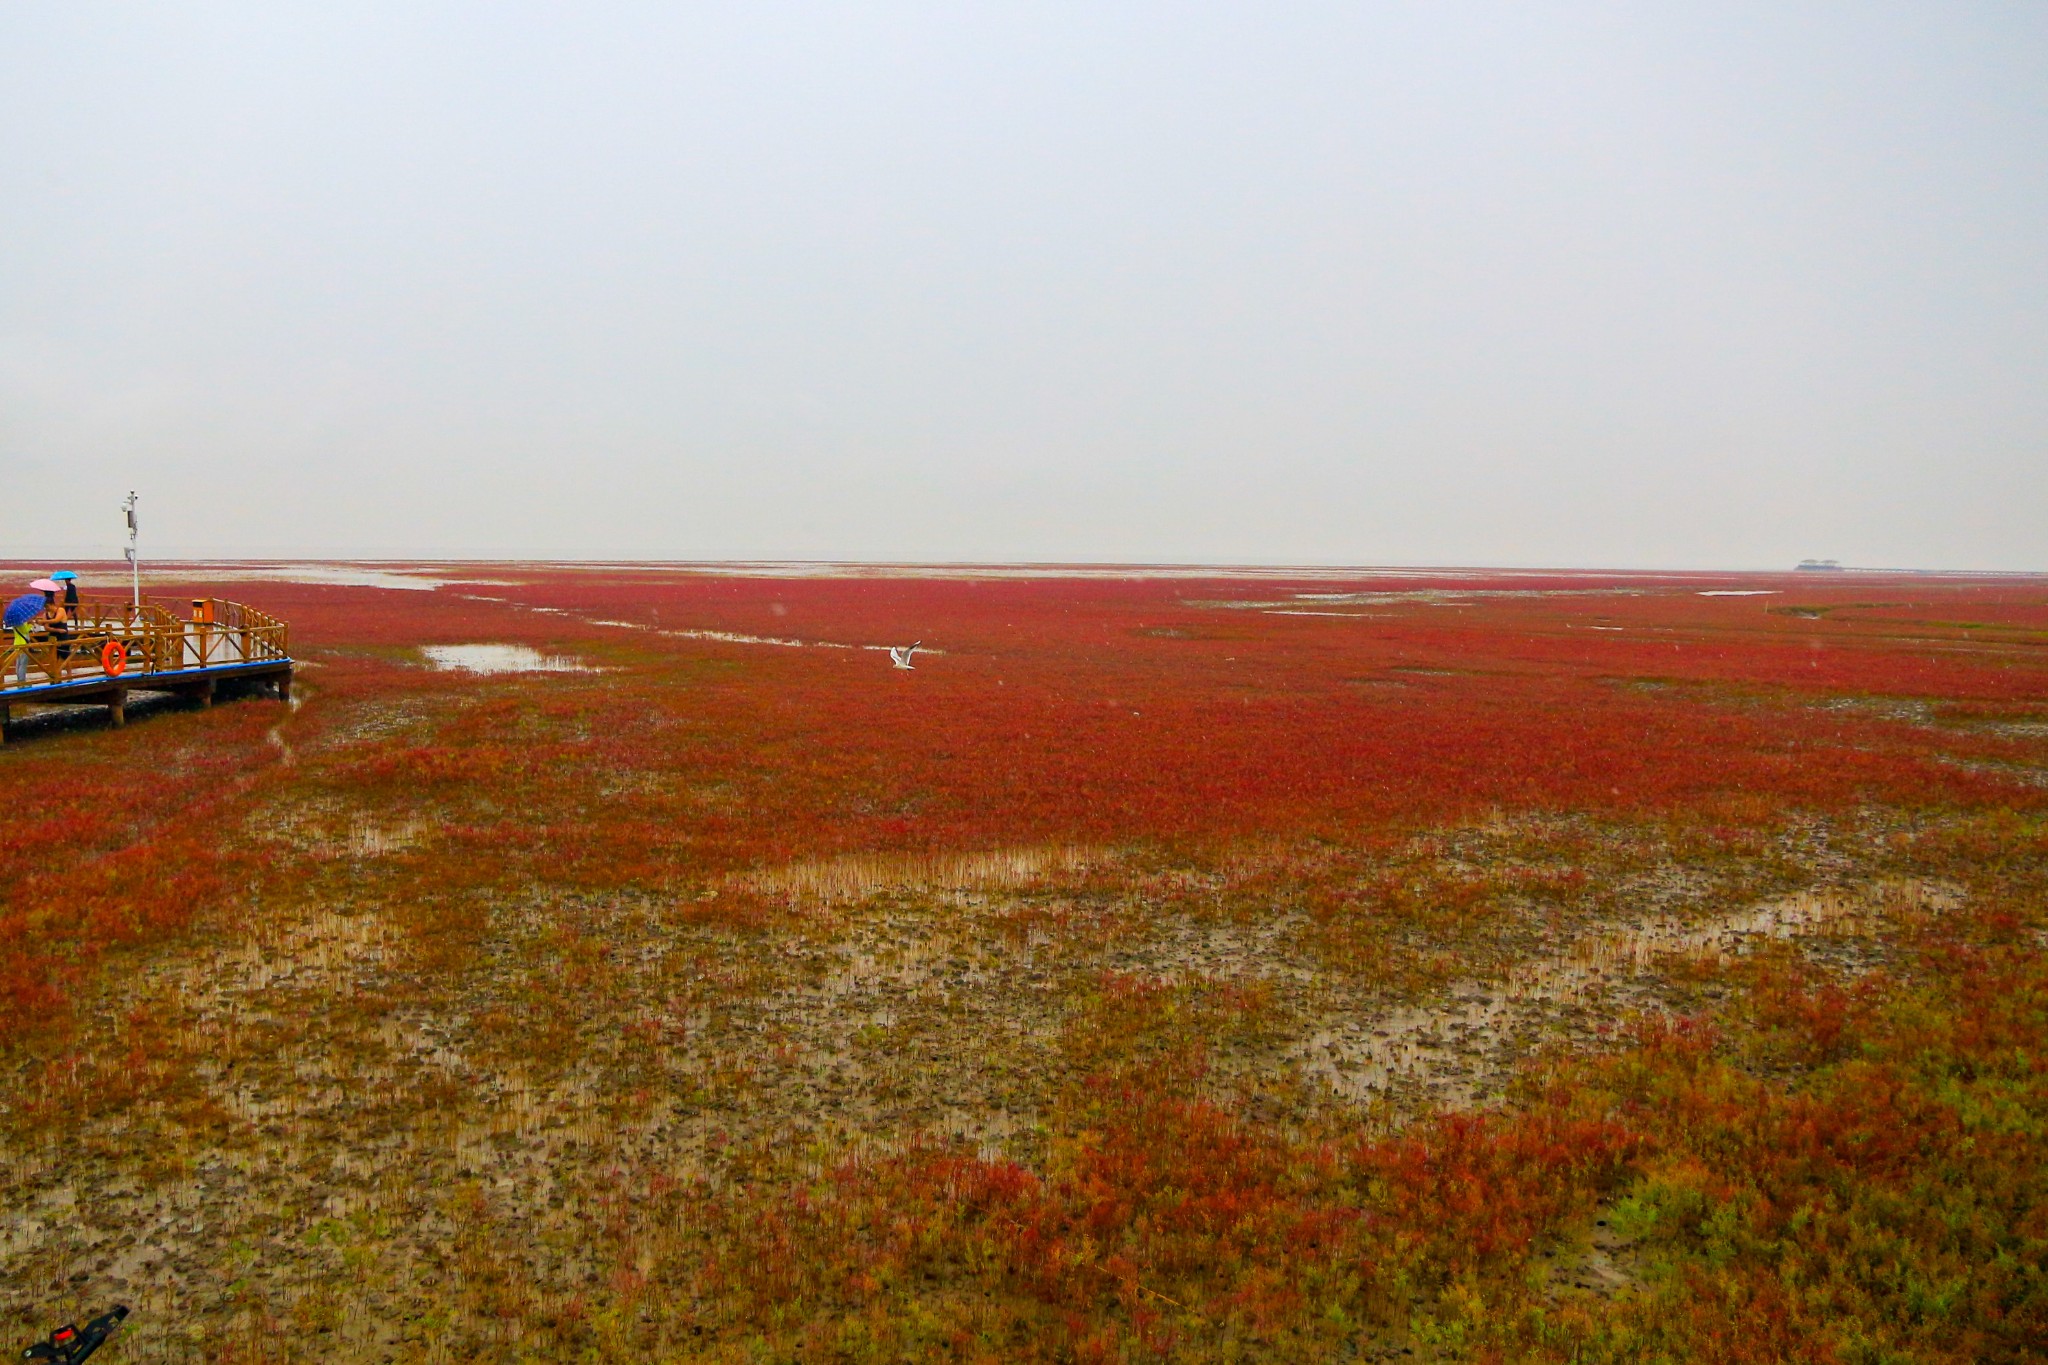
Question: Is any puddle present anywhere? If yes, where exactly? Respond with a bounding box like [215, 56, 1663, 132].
[664, 627, 946, 656]
[1192, 587, 1653, 611]
[1698, 590, 1779, 597]
[1291, 588, 1650, 603]
[666, 628, 819, 649]
[420, 644, 603, 674]
[149, 563, 487, 591]
[1264, 609, 1392, 619]
[451, 596, 944, 656]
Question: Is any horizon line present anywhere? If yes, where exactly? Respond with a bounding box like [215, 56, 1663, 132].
[2, 554, 2043, 580]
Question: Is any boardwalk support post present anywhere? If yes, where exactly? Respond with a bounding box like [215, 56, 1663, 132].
[109, 686, 126, 729]
[199, 677, 215, 709]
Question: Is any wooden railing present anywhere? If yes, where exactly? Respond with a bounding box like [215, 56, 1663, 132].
[177, 598, 291, 671]
[2, 597, 291, 694]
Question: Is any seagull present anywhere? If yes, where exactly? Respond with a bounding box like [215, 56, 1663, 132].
[889, 641, 922, 670]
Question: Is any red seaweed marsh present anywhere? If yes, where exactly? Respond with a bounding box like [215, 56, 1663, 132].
[4, 564, 2046, 1362]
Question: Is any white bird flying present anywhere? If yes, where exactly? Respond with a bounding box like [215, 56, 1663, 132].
[889, 641, 922, 670]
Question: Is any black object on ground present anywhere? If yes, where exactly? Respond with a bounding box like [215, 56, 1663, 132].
[20, 1306, 129, 1362]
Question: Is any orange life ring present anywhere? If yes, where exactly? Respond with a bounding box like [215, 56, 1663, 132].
[102, 641, 127, 676]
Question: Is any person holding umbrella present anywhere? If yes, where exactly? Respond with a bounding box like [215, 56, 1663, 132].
[46, 571, 78, 660]
[5, 581, 58, 685]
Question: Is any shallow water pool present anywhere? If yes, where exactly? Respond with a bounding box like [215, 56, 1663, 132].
[419, 644, 602, 674]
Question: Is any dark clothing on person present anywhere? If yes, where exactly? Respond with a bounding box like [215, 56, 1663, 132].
[49, 603, 73, 660]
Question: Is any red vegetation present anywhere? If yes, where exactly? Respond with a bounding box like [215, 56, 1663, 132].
[204, 567, 2046, 876]
[631, 896, 2048, 1362]
[3, 564, 2044, 1361]
[8, 566, 2042, 1037]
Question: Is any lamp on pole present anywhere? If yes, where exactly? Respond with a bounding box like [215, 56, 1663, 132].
[123, 491, 139, 614]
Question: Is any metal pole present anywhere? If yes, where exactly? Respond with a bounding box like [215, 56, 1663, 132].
[124, 491, 140, 615]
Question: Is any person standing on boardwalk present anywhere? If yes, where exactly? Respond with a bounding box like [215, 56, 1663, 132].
[46, 571, 77, 660]
[5, 585, 55, 685]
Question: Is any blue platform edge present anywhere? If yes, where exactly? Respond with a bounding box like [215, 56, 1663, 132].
[1, 657, 294, 703]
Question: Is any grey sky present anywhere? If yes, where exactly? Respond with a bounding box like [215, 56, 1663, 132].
[3, 3, 2044, 568]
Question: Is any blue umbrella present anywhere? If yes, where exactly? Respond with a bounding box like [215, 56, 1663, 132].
[4, 592, 48, 630]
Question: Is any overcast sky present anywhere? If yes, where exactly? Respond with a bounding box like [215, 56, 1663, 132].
[3, 3, 2044, 568]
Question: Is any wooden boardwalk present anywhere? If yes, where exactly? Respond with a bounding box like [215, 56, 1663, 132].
[1, 597, 292, 742]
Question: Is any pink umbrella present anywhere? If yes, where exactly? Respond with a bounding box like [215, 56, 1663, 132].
[28, 578, 59, 591]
